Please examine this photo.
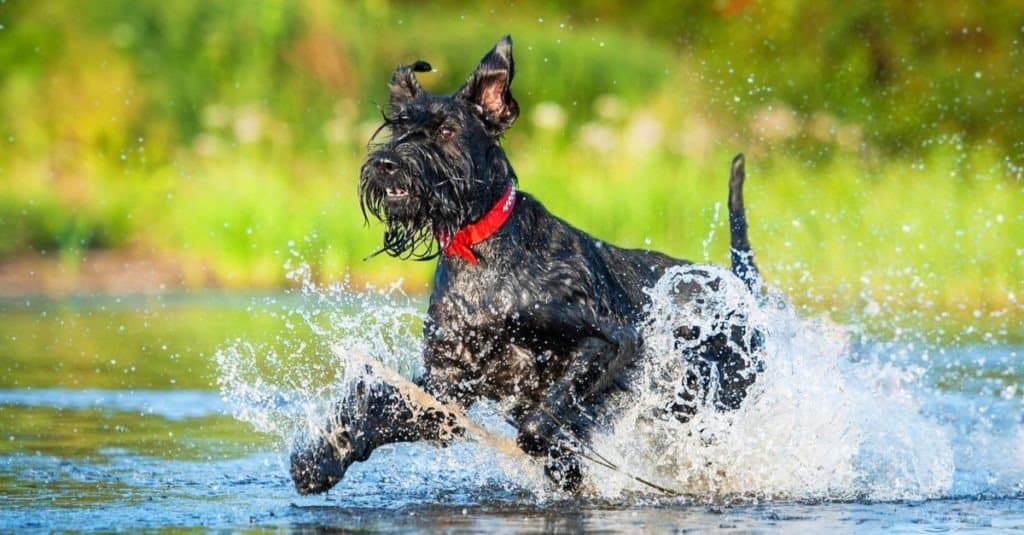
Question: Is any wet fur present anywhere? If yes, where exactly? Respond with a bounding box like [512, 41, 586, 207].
[291, 36, 763, 494]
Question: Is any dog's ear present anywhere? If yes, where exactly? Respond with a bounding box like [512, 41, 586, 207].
[457, 35, 519, 135]
[389, 60, 432, 114]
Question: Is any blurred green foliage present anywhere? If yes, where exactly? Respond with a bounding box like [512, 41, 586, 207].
[0, 0, 1021, 328]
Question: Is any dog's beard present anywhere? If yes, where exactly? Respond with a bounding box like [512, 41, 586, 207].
[378, 222, 439, 261]
[359, 143, 481, 261]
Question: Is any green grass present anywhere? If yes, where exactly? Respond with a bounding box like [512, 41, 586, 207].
[3, 131, 1020, 340]
[0, 1, 1021, 338]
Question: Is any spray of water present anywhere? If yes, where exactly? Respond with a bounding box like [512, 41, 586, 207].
[216, 260, 1020, 503]
[589, 265, 954, 501]
[215, 260, 551, 501]
[215, 260, 424, 446]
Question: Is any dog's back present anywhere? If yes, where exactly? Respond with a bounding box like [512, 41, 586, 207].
[422, 152, 761, 419]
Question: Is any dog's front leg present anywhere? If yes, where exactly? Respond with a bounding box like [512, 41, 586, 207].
[290, 375, 464, 494]
[516, 317, 640, 491]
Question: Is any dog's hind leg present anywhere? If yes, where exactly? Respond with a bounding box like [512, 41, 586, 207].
[728, 153, 762, 295]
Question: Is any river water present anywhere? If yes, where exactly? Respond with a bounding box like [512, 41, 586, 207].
[1, 275, 1022, 532]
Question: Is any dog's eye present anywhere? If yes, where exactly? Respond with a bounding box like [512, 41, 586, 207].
[437, 126, 456, 141]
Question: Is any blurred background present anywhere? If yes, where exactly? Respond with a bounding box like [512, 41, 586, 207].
[0, 0, 1021, 338]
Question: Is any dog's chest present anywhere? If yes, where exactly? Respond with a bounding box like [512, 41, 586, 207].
[424, 262, 584, 400]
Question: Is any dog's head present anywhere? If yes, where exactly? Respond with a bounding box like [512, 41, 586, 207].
[359, 36, 520, 260]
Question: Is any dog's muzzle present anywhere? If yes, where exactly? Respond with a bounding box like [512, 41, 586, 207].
[362, 155, 421, 215]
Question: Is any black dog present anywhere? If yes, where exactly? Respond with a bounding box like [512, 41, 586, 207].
[291, 35, 764, 494]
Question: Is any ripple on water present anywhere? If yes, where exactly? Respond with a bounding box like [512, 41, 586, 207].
[0, 388, 227, 420]
[2, 265, 1022, 530]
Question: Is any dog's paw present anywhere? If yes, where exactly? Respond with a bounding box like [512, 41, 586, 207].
[289, 432, 355, 495]
[515, 409, 561, 457]
[516, 410, 586, 493]
[544, 448, 584, 493]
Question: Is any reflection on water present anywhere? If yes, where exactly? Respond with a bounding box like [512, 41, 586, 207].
[0, 293, 300, 389]
[0, 389, 226, 419]
[0, 292, 1022, 530]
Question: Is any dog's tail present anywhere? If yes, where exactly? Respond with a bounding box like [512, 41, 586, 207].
[728, 153, 762, 296]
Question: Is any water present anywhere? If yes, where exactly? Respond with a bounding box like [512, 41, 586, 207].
[1, 271, 1023, 531]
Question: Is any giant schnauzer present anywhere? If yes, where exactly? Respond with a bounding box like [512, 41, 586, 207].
[291, 35, 765, 494]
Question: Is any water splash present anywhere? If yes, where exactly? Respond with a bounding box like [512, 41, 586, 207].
[215, 261, 551, 500]
[215, 261, 424, 446]
[215, 262, 1022, 503]
[591, 265, 955, 500]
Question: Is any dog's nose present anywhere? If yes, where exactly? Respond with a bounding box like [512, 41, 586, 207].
[373, 157, 398, 175]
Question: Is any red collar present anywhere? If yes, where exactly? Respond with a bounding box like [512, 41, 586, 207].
[438, 182, 517, 265]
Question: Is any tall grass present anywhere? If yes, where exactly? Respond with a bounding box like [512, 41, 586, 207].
[0, 1, 1021, 339]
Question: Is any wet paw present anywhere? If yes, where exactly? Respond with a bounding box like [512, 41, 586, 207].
[289, 431, 354, 495]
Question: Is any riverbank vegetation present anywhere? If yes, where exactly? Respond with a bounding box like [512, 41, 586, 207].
[0, 1, 1020, 338]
